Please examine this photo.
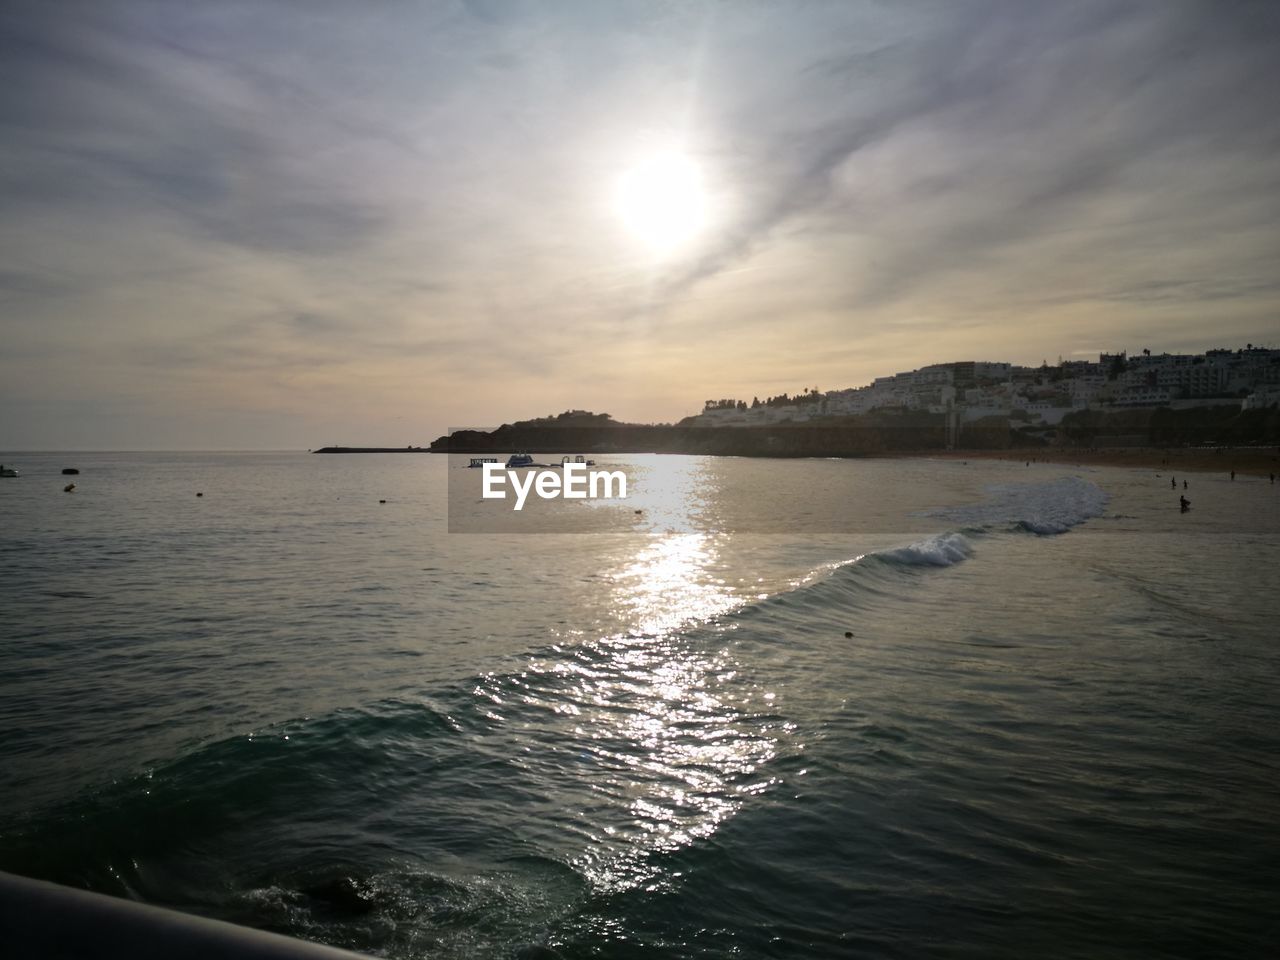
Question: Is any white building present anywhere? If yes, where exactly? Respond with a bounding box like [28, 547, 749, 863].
[1155, 363, 1229, 398]
[1242, 386, 1280, 410]
[1069, 375, 1106, 398]
[1110, 387, 1173, 407]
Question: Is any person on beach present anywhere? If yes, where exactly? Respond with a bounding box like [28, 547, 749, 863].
[1231, 469, 1236, 481]
[1171, 477, 1176, 489]
[1180, 495, 1190, 512]
[1183, 479, 1188, 489]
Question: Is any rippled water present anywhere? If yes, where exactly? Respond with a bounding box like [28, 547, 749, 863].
[1, 452, 1277, 958]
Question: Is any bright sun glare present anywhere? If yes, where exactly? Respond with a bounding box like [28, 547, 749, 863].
[615, 152, 706, 253]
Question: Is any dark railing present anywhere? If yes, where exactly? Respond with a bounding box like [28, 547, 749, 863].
[0, 870, 372, 959]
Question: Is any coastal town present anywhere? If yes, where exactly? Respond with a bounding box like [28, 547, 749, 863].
[421, 344, 1280, 464]
[689, 346, 1280, 437]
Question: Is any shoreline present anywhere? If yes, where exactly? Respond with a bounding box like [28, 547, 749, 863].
[921, 446, 1280, 477]
[316, 442, 1278, 479]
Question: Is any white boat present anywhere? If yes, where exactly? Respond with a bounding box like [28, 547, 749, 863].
[559, 455, 596, 467]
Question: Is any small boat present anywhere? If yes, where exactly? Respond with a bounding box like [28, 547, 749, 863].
[0, 464, 18, 478]
[62, 468, 79, 475]
[468, 457, 498, 468]
[559, 455, 596, 467]
[505, 453, 535, 468]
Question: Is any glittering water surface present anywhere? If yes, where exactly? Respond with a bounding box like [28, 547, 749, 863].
[1, 452, 1278, 958]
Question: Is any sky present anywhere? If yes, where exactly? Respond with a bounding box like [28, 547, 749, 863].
[2, 0, 1278, 449]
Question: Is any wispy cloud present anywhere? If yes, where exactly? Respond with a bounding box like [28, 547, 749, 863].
[2, 0, 1278, 447]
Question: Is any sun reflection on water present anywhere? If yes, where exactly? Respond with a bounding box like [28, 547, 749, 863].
[497, 530, 788, 893]
[553, 621, 787, 893]
[608, 533, 739, 636]
[623, 455, 716, 534]
[471, 457, 796, 893]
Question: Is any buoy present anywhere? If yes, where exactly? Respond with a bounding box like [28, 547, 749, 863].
[379, 499, 386, 504]
[196, 492, 203, 497]
[844, 631, 853, 639]
[62, 468, 79, 475]
[63, 483, 75, 492]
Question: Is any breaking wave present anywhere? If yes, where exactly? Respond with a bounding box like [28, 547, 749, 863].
[926, 475, 1108, 535]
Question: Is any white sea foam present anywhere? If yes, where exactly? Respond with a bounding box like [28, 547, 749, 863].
[880, 531, 974, 567]
[928, 475, 1108, 535]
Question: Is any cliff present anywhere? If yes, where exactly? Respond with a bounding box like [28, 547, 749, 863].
[326, 403, 1277, 459]
[428, 410, 992, 457]
[1056, 405, 1280, 447]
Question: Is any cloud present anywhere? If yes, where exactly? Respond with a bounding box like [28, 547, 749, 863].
[1, 0, 1278, 447]
[655, 1, 1280, 314]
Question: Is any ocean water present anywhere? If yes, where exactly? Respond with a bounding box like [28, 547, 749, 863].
[1, 451, 1278, 959]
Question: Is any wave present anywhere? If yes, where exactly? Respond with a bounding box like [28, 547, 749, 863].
[0, 477, 1111, 956]
[926, 475, 1108, 535]
[5, 480, 1103, 848]
[0, 529, 989, 939]
[877, 531, 974, 567]
[1, 531, 981, 878]
[736, 476, 1105, 623]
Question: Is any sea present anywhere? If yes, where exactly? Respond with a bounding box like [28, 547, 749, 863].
[1, 451, 1277, 959]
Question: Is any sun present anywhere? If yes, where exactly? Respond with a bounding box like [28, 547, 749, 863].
[615, 151, 706, 253]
